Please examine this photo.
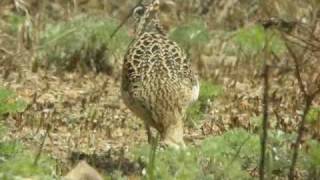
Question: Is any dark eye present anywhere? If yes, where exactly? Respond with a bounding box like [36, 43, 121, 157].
[133, 6, 145, 17]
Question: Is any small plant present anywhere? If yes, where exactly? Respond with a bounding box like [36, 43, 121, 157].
[305, 140, 320, 177]
[0, 87, 26, 116]
[0, 88, 55, 179]
[37, 15, 131, 73]
[306, 107, 320, 124]
[146, 134, 159, 180]
[3, 13, 26, 34]
[133, 128, 318, 179]
[0, 123, 56, 179]
[0, 123, 5, 137]
[134, 129, 258, 180]
[134, 144, 201, 180]
[264, 130, 297, 178]
[169, 20, 209, 50]
[0, 124, 56, 179]
[186, 81, 223, 126]
[233, 25, 286, 56]
[0, 142, 56, 179]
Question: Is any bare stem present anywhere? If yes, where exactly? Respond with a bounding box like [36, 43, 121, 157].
[33, 124, 50, 166]
[259, 64, 270, 180]
[288, 96, 312, 179]
[283, 34, 318, 180]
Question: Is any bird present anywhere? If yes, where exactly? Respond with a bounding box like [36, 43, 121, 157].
[121, 0, 199, 149]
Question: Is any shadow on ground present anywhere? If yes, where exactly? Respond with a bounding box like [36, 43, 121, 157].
[69, 151, 143, 176]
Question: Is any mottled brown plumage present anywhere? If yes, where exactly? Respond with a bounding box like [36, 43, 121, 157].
[121, 0, 199, 148]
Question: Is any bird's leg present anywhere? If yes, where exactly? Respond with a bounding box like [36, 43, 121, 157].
[145, 122, 153, 144]
[162, 119, 185, 149]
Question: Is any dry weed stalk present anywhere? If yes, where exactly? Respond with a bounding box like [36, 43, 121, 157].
[259, 1, 320, 178]
[280, 21, 320, 179]
[34, 124, 51, 166]
[285, 41, 320, 180]
[259, 64, 270, 180]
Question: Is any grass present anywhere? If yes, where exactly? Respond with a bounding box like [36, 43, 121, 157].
[37, 15, 131, 73]
[134, 128, 320, 179]
[307, 107, 320, 124]
[169, 19, 210, 49]
[186, 81, 223, 127]
[307, 140, 320, 167]
[233, 25, 286, 56]
[0, 140, 56, 180]
[0, 88, 56, 179]
[0, 122, 56, 179]
[3, 13, 26, 34]
[0, 87, 26, 116]
[134, 129, 256, 180]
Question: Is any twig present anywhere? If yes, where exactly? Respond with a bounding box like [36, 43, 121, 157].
[0, 48, 14, 55]
[33, 124, 51, 166]
[259, 64, 270, 180]
[218, 135, 251, 179]
[288, 95, 312, 180]
[259, 5, 320, 180]
[258, 27, 274, 180]
[285, 39, 309, 180]
[282, 24, 320, 179]
[147, 133, 159, 180]
[109, 0, 144, 39]
[284, 41, 308, 97]
[109, 13, 132, 39]
[285, 33, 320, 52]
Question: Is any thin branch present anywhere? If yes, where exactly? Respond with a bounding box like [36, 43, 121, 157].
[285, 33, 320, 52]
[258, 27, 274, 180]
[284, 21, 319, 179]
[284, 39, 310, 180]
[259, 5, 320, 180]
[259, 64, 270, 180]
[216, 135, 251, 179]
[288, 96, 312, 180]
[109, 0, 144, 39]
[283, 40, 308, 97]
[109, 13, 132, 39]
[33, 124, 51, 166]
[0, 48, 14, 55]
[147, 133, 159, 180]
